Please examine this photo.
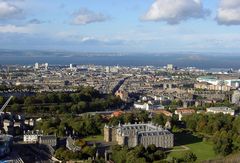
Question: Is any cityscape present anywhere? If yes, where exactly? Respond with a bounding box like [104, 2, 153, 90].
[1, 0, 240, 163]
[0, 63, 240, 162]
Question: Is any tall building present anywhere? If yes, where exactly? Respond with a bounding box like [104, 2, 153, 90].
[34, 63, 39, 70]
[167, 64, 174, 71]
[104, 123, 174, 148]
[232, 90, 240, 105]
[44, 63, 48, 70]
[105, 66, 110, 73]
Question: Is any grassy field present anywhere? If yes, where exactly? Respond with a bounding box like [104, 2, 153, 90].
[83, 135, 104, 142]
[167, 132, 219, 162]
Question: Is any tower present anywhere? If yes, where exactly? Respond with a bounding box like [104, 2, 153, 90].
[34, 63, 39, 70]
[44, 63, 48, 71]
[104, 124, 111, 142]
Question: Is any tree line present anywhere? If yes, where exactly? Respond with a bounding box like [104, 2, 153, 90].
[1, 86, 123, 114]
[183, 113, 240, 156]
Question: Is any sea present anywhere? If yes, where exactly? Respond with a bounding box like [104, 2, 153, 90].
[0, 51, 240, 69]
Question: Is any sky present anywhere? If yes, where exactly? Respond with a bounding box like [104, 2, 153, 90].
[0, 0, 240, 53]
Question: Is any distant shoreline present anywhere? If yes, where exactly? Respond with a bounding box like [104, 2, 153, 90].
[0, 55, 240, 69]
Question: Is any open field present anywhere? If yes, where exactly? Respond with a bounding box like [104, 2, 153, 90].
[167, 132, 219, 162]
[83, 135, 104, 142]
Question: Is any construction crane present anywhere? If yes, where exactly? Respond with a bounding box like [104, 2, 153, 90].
[0, 96, 13, 112]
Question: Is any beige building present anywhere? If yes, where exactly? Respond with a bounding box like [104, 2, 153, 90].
[115, 90, 128, 102]
[104, 123, 174, 148]
[206, 107, 235, 116]
[194, 82, 231, 91]
[175, 108, 196, 121]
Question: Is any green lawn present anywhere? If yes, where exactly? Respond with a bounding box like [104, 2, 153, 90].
[167, 132, 219, 162]
[83, 135, 104, 142]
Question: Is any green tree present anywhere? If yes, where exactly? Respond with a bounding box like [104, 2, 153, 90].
[111, 145, 128, 163]
[0, 96, 4, 105]
[146, 144, 157, 154]
[233, 117, 240, 134]
[213, 131, 233, 156]
[182, 151, 197, 162]
[82, 146, 96, 158]
[153, 150, 165, 161]
[137, 111, 149, 122]
[124, 113, 134, 124]
[11, 103, 21, 112]
[27, 106, 36, 113]
[152, 114, 167, 126]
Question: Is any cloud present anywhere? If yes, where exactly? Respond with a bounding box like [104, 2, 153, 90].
[71, 8, 108, 25]
[0, 24, 33, 33]
[28, 19, 45, 24]
[216, 0, 240, 25]
[142, 0, 210, 24]
[0, 1, 23, 19]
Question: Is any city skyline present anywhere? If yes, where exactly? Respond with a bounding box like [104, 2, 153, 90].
[0, 0, 240, 53]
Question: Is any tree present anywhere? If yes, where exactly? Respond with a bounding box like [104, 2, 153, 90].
[0, 96, 4, 105]
[24, 96, 35, 106]
[77, 101, 87, 113]
[233, 117, 240, 134]
[213, 131, 233, 156]
[75, 139, 86, 148]
[111, 146, 128, 163]
[82, 146, 96, 158]
[126, 144, 146, 163]
[137, 111, 149, 122]
[182, 151, 197, 162]
[147, 144, 157, 154]
[27, 106, 36, 113]
[11, 103, 21, 112]
[47, 93, 58, 103]
[152, 114, 166, 126]
[124, 113, 134, 124]
[153, 150, 165, 161]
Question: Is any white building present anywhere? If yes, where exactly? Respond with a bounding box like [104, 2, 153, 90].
[134, 102, 164, 111]
[44, 63, 48, 70]
[105, 66, 110, 73]
[167, 64, 174, 71]
[134, 103, 150, 110]
[34, 63, 39, 70]
[206, 107, 235, 116]
[175, 109, 195, 121]
[197, 76, 240, 88]
[23, 131, 43, 143]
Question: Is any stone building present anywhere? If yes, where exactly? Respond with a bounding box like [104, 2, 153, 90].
[104, 123, 174, 148]
[232, 90, 240, 105]
[23, 130, 57, 147]
[39, 135, 57, 147]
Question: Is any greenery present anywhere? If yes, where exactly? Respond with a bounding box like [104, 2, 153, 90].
[35, 114, 105, 137]
[108, 110, 149, 126]
[183, 113, 240, 156]
[4, 86, 123, 114]
[111, 144, 166, 163]
[0, 96, 4, 105]
[167, 131, 217, 162]
[55, 146, 96, 161]
[83, 135, 104, 142]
